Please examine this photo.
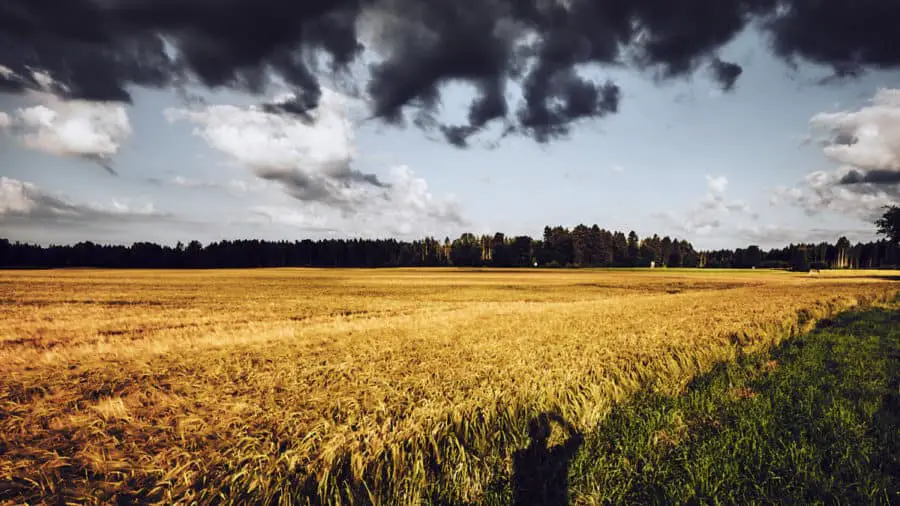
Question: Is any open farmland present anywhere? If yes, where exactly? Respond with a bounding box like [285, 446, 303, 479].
[1, 268, 898, 505]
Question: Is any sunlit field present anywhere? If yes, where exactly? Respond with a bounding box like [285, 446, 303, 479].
[1, 268, 898, 505]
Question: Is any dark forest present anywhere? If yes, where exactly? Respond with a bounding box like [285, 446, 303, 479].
[3, 225, 899, 270]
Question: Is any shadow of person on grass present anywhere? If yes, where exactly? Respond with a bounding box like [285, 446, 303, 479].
[512, 412, 583, 506]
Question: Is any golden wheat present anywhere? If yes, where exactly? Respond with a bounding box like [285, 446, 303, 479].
[1, 268, 897, 504]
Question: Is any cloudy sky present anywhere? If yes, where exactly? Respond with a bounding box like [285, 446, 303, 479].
[2, 1, 900, 250]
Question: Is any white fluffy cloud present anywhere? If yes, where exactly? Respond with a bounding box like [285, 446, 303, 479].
[165, 87, 466, 232]
[0, 178, 39, 215]
[771, 166, 897, 221]
[656, 175, 756, 237]
[249, 165, 464, 237]
[14, 98, 132, 168]
[658, 174, 873, 249]
[164, 88, 370, 204]
[706, 175, 728, 195]
[0, 70, 132, 171]
[165, 90, 357, 173]
[774, 88, 900, 219]
[810, 88, 900, 173]
[0, 177, 162, 223]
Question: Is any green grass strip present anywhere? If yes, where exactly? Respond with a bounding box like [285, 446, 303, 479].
[482, 304, 900, 505]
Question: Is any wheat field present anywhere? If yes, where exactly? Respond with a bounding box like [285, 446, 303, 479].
[1, 268, 898, 505]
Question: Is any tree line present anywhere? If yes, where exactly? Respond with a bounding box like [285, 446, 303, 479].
[701, 238, 900, 271]
[0, 226, 698, 269]
[703, 206, 900, 270]
[3, 206, 899, 270]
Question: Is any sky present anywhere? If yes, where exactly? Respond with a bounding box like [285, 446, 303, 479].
[2, 2, 900, 250]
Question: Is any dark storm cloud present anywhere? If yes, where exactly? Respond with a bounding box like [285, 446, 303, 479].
[260, 93, 320, 123]
[709, 58, 743, 91]
[0, 73, 26, 94]
[254, 164, 388, 207]
[439, 78, 509, 147]
[3, 0, 900, 146]
[839, 169, 900, 186]
[764, 1, 900, 74]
